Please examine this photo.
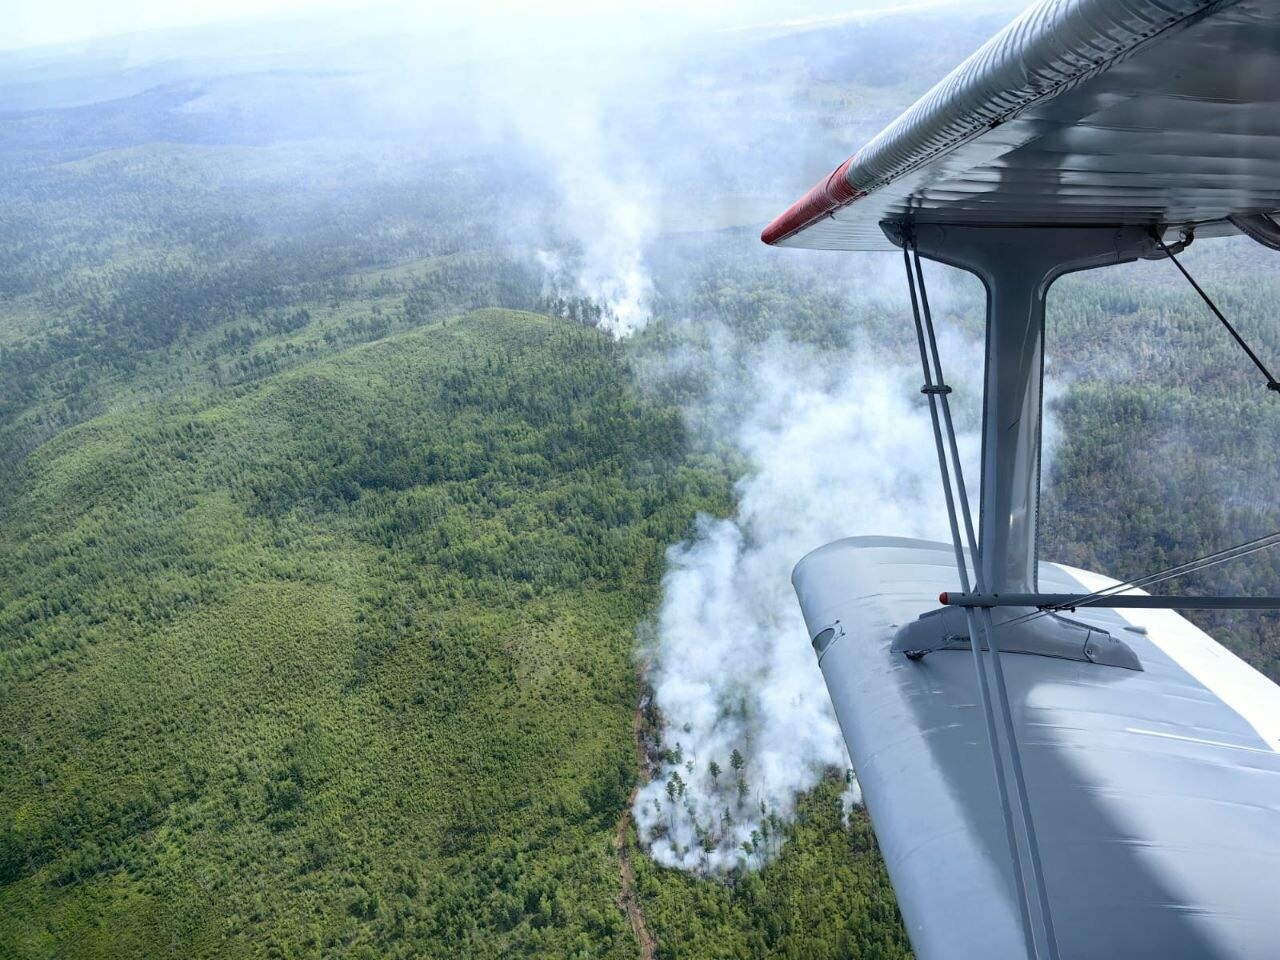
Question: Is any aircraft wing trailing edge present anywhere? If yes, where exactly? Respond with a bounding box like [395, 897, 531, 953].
[764, 1, 1280, 958]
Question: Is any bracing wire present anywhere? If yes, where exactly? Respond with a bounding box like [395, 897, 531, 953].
[1155, 232, 1280, 392]
[906, 239, 1060, 960]
[994, 529, 1280, 631]
[985, 232, 1280, 633]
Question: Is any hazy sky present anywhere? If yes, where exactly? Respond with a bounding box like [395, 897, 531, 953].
[3, 0, 366, 50]
[3, 0, 1025, 53]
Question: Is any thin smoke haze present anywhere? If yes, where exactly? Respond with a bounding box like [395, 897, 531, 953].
[19, 0, 1031, 877]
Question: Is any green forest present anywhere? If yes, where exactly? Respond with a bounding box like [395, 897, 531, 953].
[5, 12, 1280, 960]
[0, 124, 919, 956]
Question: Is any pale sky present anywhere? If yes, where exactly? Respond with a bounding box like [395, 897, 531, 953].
[2, 0, 1025, 54]
[2, 0, 369, 51]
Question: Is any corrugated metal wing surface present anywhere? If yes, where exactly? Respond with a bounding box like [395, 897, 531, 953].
[764, 0, 1280, 249]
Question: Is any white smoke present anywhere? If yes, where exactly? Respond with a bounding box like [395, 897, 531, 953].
[634, 323, 983, 873]
[459, 21, 668, 337]
[528, 124, 657, 336]
[413, 0, 1025, 873]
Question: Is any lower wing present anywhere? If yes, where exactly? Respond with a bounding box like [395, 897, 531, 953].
[794, 536, 1280, 960]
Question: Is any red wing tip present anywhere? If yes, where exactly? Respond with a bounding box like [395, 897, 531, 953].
[761, 157, 863, 246]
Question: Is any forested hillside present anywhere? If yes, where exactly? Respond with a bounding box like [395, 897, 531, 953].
[0, 301, 911, 957]
[0, 309, 704, 956]
[0, 112, 916, 952]
[1042, 243, 1280, 678]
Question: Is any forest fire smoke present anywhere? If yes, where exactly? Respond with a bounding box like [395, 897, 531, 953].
[467, 0, 1002, 875]
[633, 327, 982, 874]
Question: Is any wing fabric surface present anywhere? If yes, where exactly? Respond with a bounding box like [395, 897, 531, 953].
[793, 537, 1280, 960]
[764, 0, 1280, 249]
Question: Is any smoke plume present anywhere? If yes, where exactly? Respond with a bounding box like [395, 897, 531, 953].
[437, 0, 1019, 873]
[633, 322, 983, 873]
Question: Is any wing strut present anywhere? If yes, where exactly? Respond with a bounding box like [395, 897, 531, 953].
[902, 239, 1060, 960]
[1153, 231, 1280, 392]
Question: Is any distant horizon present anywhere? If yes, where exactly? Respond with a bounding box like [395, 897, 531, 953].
[2, 0, 375, 53]
[2, 0, 1030, 56]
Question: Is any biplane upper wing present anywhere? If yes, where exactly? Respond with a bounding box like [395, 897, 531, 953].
[763, 0, 1280, 250]
[766, 1, 1280, 958]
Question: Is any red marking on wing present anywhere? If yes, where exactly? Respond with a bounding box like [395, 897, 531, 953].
[760, 157, 865, 245]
